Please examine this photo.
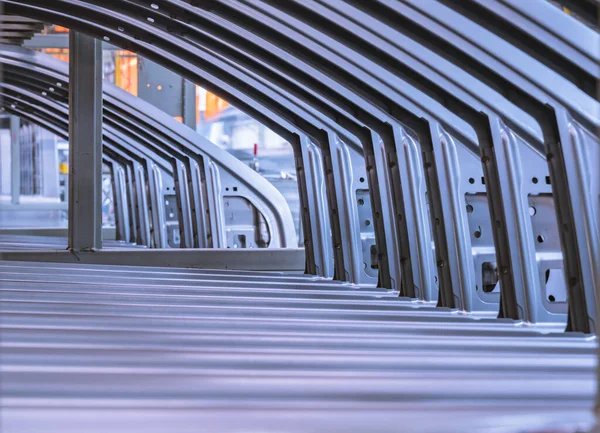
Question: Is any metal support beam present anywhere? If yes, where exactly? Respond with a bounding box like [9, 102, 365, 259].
[9, 114, 19, 205]
[0, 248, 306, 272]
[68, 32, 102, 251]
[182, 80, 196, 130]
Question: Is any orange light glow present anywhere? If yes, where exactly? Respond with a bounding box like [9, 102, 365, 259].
[43, 48, 69, 63]
[115, 51, 138, 96]
[205, 92, 230, 120]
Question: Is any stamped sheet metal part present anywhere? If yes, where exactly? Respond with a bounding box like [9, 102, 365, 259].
[148, 0, 552, 308]
[296, 0, 569, 326]
[64, 0, 387, 289]
[0, 0, 592, 320]
[189, 0, 510, 311]
[0, 0, 398, 290]
[162, 0, 592, 324]
[229, 0, 482, 305]
[0, 0, 592, 324]
[128, 0, 387, 288]
[110, 0, 437, 293]
[158, 0, 435, 293]
[378, 0, 599, 333]
[0, 0, 596, 310]
[2, 0, 334, 277]
[231, 0, 592, 328]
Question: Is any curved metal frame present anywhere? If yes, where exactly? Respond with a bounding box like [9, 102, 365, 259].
[0, 0, 596, 330]
[371, 0, 599, 331]
[0, 45, 296, 252]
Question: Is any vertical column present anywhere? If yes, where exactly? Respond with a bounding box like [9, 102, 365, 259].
[68, 32, 103, 251]
[182, 80, 197, 130]
[10, 115, 20, 205]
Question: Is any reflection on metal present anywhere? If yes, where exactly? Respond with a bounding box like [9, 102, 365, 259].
[0, 259, 596, 433]
[298, 1, 567, 324]
[68, 31, 102, 251]
[388, 0, 599, 331]
[406, 2, 600, 331]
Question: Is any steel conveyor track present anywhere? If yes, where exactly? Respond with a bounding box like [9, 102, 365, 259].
[0, 260, 596, 432]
